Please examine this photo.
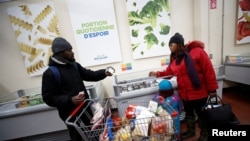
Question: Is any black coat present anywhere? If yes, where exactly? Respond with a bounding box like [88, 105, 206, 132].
[42, 56, 107, 121]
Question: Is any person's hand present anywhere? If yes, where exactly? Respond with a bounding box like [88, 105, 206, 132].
[105, 66, 115, 76]
[209, 92, 217, 98]
[105, 71, 113, 76]
[72, 92, 85, 105]
[149, 71, 157, 77]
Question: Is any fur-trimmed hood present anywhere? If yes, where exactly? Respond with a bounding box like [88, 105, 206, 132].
[185, 40, 205, 51]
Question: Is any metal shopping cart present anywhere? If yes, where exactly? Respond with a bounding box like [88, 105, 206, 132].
[65, 98, 111, 141]
[65, 96, 177, 141]
[112, 96, 177, 141]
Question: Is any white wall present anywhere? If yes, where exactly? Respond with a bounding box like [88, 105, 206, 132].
[0, 0, 249, 98]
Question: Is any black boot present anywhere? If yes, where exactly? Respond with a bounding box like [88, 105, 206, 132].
[181, 116, 195, 139]
[197, 119, 208, 141]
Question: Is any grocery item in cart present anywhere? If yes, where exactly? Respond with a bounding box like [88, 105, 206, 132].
[91, 102, 104, 124]
[91, 102, 107, 131]
[111, 114, 175, 141]
[124, 104, 137, 119]
[125, 104, 155, 120]
[109, 99, 176, 141]
[131, 107, 155, 137]
[150, 116, 174, 141]
[113, 125, 131, 141]
[66, 99, 111, 141]
[153, 95, 178, 118]
[99, 111, 113, 141]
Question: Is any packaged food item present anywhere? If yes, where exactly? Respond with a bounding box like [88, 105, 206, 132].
[114, 125, 132, 141]
[99, 120, 108, 141]
[121, 116, 129, 127]
[92, 104, 112, 131]
[112, 117, 122, 132]
[131, 108, 155, 137]
[91, 102, 103, 123]
[125, 104, 137, 119]
[29, 94, 44, 106]
[148, 100, 158, 113]
[151, 116, 167, 134]
[99, 114, 112, 141]
[156, 106, 169, 116]
[17, 96, 29, 108]
[150, 116, 170, 141]
[91, 115, 104, 130]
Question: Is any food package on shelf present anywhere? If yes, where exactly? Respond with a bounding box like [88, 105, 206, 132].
[29, 94, 44, 106]
[16, 96, 29, 108]
[16, 94, 44, 108]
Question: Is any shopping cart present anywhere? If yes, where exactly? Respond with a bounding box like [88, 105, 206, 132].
[111, 97, 177, 141]
[65, 97, 177, 141]
[65, 98, 111, 141]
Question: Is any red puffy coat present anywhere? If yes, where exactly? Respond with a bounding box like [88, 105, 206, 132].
[157, 40, 218, 101]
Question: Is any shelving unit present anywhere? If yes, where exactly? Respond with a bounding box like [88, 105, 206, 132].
[224, 53, 250, 85]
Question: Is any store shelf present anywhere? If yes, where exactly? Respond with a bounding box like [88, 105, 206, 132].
[224, 53, 250, 85]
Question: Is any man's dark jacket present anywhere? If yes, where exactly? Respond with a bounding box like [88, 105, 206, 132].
[42, 56, 107, 121]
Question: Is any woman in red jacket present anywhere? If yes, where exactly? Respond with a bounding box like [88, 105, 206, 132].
[149, 33, 218, 141]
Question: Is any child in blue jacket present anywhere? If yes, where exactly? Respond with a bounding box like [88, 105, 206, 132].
[158, 78, 182, 140]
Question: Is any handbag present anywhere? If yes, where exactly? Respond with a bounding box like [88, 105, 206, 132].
[202, 95, 240, 126]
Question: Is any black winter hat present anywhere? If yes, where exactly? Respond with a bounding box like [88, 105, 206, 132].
[169, 33, 184, 45]
[52, 37, 72, 54]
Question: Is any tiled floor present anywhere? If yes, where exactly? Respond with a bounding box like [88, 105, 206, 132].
[181, 85, 250, 141]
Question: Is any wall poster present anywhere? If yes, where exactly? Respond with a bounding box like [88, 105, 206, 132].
[236, 0, 250, 44]
[126, 0, 172, 59]
[7, 2, 60, 77]
[66, 0, 122, 67]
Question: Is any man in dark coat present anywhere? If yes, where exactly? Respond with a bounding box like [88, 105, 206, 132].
[42, 37, 113, 141]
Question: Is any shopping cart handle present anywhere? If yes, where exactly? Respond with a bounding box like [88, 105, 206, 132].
[69, 101, 85, 118]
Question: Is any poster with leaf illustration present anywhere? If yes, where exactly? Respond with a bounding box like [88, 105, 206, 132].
[236, 0, 250, 44]
[127, 0, 172, 59]
[7, 2, 60, 77]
